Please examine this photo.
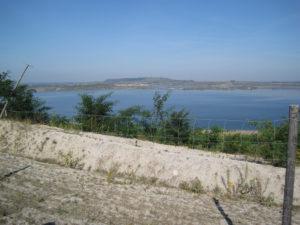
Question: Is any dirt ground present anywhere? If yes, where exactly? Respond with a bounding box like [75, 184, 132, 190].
[2, 120, 299, 205]
[0, 153, 299, 225]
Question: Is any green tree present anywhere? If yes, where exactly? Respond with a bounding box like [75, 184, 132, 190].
[147, 91, 171, 140]
[165, 109, 190, 145]
[252, 121, 285, 166]
[114, 105, 145, 137]
[207, 126, 223, 149]
[75, 93, 115, 132]
[152, 91, 170, 123]
[0, 71, 49, 122]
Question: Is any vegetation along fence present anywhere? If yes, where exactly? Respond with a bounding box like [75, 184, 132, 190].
[5, 108, 300, 168]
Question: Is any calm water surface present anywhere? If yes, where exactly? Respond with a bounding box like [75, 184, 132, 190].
[35, 89, 300, 129]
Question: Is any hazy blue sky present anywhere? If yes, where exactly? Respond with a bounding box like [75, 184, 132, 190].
[0, 0, 299, 82]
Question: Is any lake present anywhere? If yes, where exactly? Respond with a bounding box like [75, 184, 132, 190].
[35, 89, 300, 129]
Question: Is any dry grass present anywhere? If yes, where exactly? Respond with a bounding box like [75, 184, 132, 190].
[221, 165, 275, 206]
[179, 178, 204, 194]
[59, 151, 84, 169]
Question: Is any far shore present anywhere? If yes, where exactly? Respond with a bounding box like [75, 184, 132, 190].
[28, 77, 300, 93]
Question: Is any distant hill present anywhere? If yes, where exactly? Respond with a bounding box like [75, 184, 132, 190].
[29, 77, 300, 92]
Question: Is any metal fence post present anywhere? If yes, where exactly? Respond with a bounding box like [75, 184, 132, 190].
[282, 105, 299, 225]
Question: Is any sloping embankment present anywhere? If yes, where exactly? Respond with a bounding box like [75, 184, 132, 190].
[0, 120, 299, 205]
[1, 153, 292, 225]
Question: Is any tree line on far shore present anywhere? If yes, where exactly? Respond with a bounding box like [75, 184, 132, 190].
[1, 71, 299, 167]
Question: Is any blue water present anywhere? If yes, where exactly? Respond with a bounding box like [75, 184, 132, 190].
[35, 89, 300, 129]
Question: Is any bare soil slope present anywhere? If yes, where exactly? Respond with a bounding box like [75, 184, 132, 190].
[0, 120, 299, 205]
[1, 153, 299, 225]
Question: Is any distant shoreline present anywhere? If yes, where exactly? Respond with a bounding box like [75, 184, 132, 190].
[28, 77, 300, 93]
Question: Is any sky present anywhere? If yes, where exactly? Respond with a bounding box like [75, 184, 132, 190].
[0, 0, 299, 83]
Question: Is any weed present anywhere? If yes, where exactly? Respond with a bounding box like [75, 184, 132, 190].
[221, 166, 275, 206]
[106, 163, 120, 183]
[59, 151, 84, 169]
[137, 175, 159, 186]
[179, 178, 204, 194]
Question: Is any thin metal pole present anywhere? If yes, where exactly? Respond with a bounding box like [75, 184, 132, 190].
[0, 64, 31, 118]
[14, 64, 30, 90]
[282, 105, 299, 225]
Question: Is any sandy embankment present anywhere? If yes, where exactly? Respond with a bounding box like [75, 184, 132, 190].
[2, 154, 294, 225]
[0, 120, 299, 205]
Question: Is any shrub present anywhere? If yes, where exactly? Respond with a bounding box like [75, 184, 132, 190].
[106, 163, 120, 183]
[75, 93, 115, 132]
[49, 114, 70, 128]
[207, 126, 223, 149]
[221, 167, 275, 205]
[165, 109, 191, 145]
[0, 71, 50, 122]
[114, 106, 145, 138]
[179, 178, 204, 194]
[59, 151, 83, 169]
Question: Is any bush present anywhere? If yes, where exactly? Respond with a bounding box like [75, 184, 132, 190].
[114, 106, 145, 138]
[191, 127, 223, 150]
[59, 151, 84, 169]
[75, 93, 115, 132]
[253, 121, 289, 166]
[179, 178, 204, 194]
[223, 133, 257, 155]
[49, 114, 70, 128]
[165, 109, 190, 145]
[207, 126, 223, 149]
[0, 71, 50, 122]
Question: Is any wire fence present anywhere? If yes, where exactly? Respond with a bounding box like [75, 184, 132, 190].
[3, 109, 299, 167]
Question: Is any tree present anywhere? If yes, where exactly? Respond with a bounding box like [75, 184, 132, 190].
[144, 91, 170, 140]
[114, 105, 145, 137]
[152, 91, 170, 123]
[0, 71, 49, 122]
[75, 93, 115, 132]
[165, 109, 191, 145]
[207, 126, 223, 149]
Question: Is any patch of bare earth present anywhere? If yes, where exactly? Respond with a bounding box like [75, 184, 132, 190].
[0, 153, 299, 225]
